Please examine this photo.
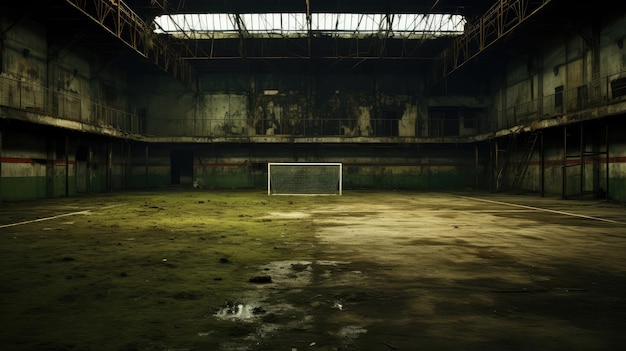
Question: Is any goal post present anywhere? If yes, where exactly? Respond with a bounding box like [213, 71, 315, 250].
[267, 162, 343, 196]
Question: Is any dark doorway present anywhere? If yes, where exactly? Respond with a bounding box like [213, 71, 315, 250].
[171, 150, 194, 186]
[443, 110, 460, 136]
[376, 110, 400, 137]
[555, 85, 564, 114]
[429, 108, 460, 137]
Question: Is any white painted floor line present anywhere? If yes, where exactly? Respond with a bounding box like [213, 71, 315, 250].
[458, 209, 538, 213]
[0, 210, 91, 229]
[0, 204, 120, 229]
[457, 195, 626, 225]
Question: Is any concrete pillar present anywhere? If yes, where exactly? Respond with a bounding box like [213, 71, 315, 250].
[107, 139, 112, 192]
[65, 135, 69, 197]
[562, 126, 567, 199]
[0, 128, 2, 202]
[145, 144, 149, 188]
[539, 133, 546, 197]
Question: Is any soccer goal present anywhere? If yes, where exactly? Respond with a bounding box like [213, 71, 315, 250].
[267, 162, 342, 196]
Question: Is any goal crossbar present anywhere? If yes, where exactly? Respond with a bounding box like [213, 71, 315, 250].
[267, 162, 343, 196]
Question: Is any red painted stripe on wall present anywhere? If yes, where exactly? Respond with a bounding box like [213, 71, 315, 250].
[198, 163, 248, 167]
[529, 156, 626, 166]
[198, 162, 469, 167]
[1, 157, 33, 163]
[1, 157, 75, 165]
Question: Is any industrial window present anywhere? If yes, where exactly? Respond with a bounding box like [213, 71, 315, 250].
[555, 85, 563, 112]
[153, 13, 465, 39]
[611, 77, 626, 99]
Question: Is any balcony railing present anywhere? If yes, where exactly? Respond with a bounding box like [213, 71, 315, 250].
[0, 75, 143, 135]
[1, 71, 625, 140]
[146, 116, 421, 138]
[498, 70, 626, 128]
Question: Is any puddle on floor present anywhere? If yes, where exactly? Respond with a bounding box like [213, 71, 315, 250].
[214, 302, 267, 321]
[212, 260, 365, 350]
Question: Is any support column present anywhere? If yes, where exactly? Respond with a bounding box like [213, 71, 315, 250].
[475, 144, 479, 189]
[145, 144, 149, 188]
[46, 138, 55, 198]
[87, 146, 92, 193]
[539, 133, 546, 197]
[125, 141, 131, 189]
[107, 139, 113, 192]
[562, 125, 567, 199]
[494, 140, 499, 191]
[580, 123, 584, 200]
[0, 128, 3, 202]
[605, 121, 609, 201]
[65, 135, 69, 197]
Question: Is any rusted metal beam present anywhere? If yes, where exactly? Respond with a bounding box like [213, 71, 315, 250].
[149, 0, 185, 12]
[148, 0, 209, 58]
[232, 14, 248, 58]
[306, 0, 312, 59]
[433, 0, 552, 83]
[65, 0, 194, 87]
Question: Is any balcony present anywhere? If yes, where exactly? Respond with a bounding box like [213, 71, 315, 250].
[1, 71, 625, 143]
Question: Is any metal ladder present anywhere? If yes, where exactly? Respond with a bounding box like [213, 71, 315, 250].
[495, 133, 517, 192]
[510, 132, 539, 191]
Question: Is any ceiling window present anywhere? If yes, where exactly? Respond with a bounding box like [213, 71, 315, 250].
[153, 13, 465, 39]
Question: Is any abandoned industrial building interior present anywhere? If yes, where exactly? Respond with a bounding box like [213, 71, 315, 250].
[1, 0, 626, 350]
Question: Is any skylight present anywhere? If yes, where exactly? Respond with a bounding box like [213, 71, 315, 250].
[153, 13, 466, 39]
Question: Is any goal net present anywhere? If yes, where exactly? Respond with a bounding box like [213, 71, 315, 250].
[267, 162, 343, 196]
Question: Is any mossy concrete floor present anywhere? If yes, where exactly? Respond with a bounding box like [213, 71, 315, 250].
[1, 189, 626, 351]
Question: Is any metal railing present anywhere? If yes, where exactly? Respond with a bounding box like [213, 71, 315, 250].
[0, 75, 143, 134]
[146, 116, 423, 138]
[498, 71, 626, 128]
[2, 70, 624, 139]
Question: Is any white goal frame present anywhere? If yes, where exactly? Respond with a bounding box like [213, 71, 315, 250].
[267, 162, 343, 196]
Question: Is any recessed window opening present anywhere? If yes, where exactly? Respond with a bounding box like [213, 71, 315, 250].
[153, 13, 466, 39]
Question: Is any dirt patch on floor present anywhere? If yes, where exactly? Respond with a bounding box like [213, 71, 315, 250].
[1, 189, 626, 350]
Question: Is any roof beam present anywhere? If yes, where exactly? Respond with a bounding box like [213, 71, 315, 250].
[65, 0, 194, 87]
[232, 14, 248, 58]
[148, 0, 185, 12]
[433, 0, 552, 83]
[306, 0, 312, 59]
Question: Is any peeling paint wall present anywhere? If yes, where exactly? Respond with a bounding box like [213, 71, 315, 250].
[137, 73, 435, 138]
[0, 17, 46, 111]
[0, 125, 73, 201]
[489, 12, 626, 201]
[147, 143, 478, 191]
[0, 11, 134, 130]
[2, 8, 626, 202]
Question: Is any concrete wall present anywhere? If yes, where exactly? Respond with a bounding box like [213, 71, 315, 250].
[0, 120, 140, 201]
[0, 123, 74, 201]
[488, 11, 626, 202]
[607, 118, 626, 201]
[1, 7, 625, 203]
[494, 115, 626, 202]
[491, 11, 626, 131]
[135, 72, 483, 138]
[0, 17, 47, 111]
[140, 143, 482, 191]
[0, 12, 135, 129]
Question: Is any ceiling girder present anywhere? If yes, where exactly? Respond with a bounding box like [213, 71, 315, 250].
[433, 0, 552, 83]
[64, 0, 194, 86]
[61, 0, 553, 77]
